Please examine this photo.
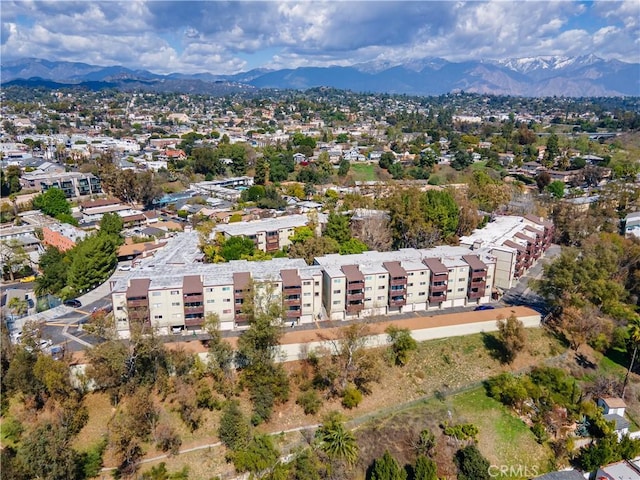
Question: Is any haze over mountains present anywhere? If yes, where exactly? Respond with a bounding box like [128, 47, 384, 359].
[2, 55, 639, 97]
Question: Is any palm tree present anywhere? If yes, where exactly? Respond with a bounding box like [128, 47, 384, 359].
[622, 320, 640, 397]
[315, 412, 359, 466]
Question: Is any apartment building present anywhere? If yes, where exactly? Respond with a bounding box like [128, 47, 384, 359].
[110, 258, 323, 338]
[314, 247, 497, 321]
[459, 214, 553, 289]
[21, 171, 102, 197]
[213, 214, 325, 252]
[42, 224, 89, 252]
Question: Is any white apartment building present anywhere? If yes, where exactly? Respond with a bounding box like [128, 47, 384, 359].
[459, 215, 553, 290]
[314, 247, 497, 321]
[110, 258, 323, 338]
[213, 214, 326, 253]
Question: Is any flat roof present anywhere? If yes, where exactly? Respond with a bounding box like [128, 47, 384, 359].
[214, 214, 325, 237]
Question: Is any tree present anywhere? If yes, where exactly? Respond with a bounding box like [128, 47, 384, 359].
[0, 240, 30, 281]
[85, 340, 129, 402]
[386, 326, 418, 366]
[351, 215, 393, 251]
[32, 187, 71, 217]
[35, 246, 68, 296]
[546, 180, 565, 198]
[289, 235, 340, 264]
[455, 445, 490, 480]
[220, 236, 256, 261]
[413, 455, 438, 480]
[99, 212, 124, 237]
[232, 434, 280, 474]
[218, 400, 252, 452]
[315, 412, 359, 465]
[254, 156, 269, 185]
[369, 451, 407, 480]
[67, 234, 117, 295]
[338, 158, 350, 176]
[544, 133, 560, 166]
[622, 320, 640, 397]
[496, 313, 527, 364]
[339, 238, 368, 255]
[17, 421, 80, 480]
[535, 171, 551, 193]
[204, 313, 234, 381]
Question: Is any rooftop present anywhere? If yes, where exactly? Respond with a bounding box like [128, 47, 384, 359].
[214, 213, 321, 237]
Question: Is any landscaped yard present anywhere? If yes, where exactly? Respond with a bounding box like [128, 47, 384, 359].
[349, 162, 378, 181]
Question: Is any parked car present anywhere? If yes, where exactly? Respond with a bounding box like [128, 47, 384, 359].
[64, 299, 82, 308]
[474, 305, 495, 311]
[118, 265, 132, 271]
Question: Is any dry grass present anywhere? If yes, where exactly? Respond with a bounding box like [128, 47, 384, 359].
[86, 327, 564, 479]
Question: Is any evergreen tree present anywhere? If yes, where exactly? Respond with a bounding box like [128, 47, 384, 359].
[369, 450, 406, 480]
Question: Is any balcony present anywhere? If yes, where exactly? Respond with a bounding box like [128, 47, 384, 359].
[346, 303, 364, 313]
[184, 305, 204, 315]
[284, 297, 302, 306]
[470, 279, 486, 289]
[185, 318, 204, 327]
[390, 277, 407, 287]
[347, 280, 365, 289]
[430, 283, 447, 293]
[285, 307, 302, 318]
[126, 298, 148, 308]
[234, 290, 248, 299]
[428, 294, 446, 303]
[184, 293, 203, 302]
[389, 297, 406, 307]
[468, 290, 484, 299]
[390, 286, 406, 294]
[346, 292, 364, 301]
[283, 286, 302, 295]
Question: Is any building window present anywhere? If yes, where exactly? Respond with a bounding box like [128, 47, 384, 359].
[116, 306, 124, 311]
[420, 271, 425, 275]
[151, 291, 161, 297]
[303, 303, 311, 308]
[447, 289, 452, 293]
[172, 313, 182, 318]
[206, 288, 214, 292]
[365, 275, 372, 280]
[459, 278, 466, 282]
[171, 302, 180, 307]
[315, 281, 320, 286]
[377, 295, 385, 300]
[333, 289, 341, 294]
[154, 315, 163, 319]
[303, 281, 311, 286]
[222, 286, 231, 291]
[332, 300, 341, 305]
[458, 288, 465, 292]
[408, 283, 413, 287]
[315, 292, 319, 297]
[170, 290, 179, 295]
[223, 298, 231, 303]
[365, 286, 372, 291]
[419, 292, 426, 296]
[223, 309, 232, 314]
[153, 303, 161, 308]
[419, 281, 427, 286]
[207, 299, 215, 304]
[333, 279, 341, 283]
[304, 292, 311, 296]
[378, 275, 385, 279]
[378, 285, 385, 290]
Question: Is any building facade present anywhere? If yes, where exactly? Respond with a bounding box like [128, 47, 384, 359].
[42, 224, 89, 252]
[213, 214, 325, 253]
[314, 247, 497, 321]
[110, 258, 323, 338]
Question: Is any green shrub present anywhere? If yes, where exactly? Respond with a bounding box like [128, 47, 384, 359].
[296, 390, 323, 415]
[341, 385, 363, 409]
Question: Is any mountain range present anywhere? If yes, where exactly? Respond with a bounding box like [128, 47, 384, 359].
[2, 55, 639, 97]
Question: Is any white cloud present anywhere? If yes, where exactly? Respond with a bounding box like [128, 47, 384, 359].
[1, 1, 638, 74]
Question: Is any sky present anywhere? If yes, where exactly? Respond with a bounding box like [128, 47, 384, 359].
[1, 1, 638, 75]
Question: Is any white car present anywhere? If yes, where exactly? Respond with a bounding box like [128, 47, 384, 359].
[118, 265, 132, 271]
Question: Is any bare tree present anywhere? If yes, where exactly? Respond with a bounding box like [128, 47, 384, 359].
[351, 214, 393, 251]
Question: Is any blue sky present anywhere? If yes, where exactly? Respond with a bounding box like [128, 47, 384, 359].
[1, 1, 638, 74]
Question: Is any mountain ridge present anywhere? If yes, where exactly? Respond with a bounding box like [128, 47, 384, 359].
[2, 56, 639, 97]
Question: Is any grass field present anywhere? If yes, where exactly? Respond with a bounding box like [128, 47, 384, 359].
[349, 162, 378, 181]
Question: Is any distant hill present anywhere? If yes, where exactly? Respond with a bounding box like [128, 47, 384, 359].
[2, 56, 639, 97]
